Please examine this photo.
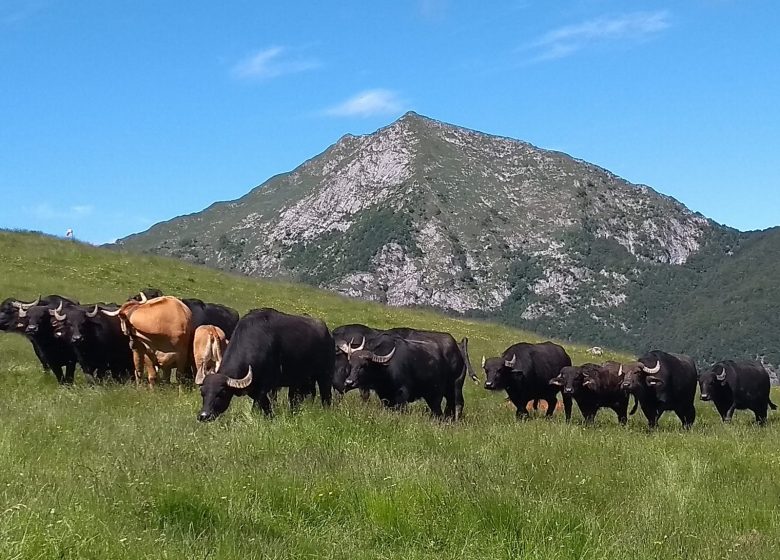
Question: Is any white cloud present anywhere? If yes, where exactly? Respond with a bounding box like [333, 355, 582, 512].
[231, 46, 319, 80]
[526, 11, 672, 62]
[71, 205, 94, 216]
[323, 89, 404, 118]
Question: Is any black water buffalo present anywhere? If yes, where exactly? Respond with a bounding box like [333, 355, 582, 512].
[482, 342, 572, 419]
[550, 361, 632, 424]
[619, 351, 697, 428]
[50, 302, 133, 381]
[20, 301, 79, 384]
[699, 360, 777, 425]
[332, 324, 381, 399]
[196, 308, 334, 421]
[182, 298, 240, 338]
[0, 296, 50, 371]
[343, 330, 467, 419]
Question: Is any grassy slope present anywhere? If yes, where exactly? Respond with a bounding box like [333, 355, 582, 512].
[0, 231, 778, 560]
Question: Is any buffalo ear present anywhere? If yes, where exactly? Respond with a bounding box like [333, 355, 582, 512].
[549, 377, 564, 387]
[646, 375, 664, 387]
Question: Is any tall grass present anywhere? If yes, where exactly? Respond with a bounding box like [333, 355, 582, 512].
[0, 231, 778, 559]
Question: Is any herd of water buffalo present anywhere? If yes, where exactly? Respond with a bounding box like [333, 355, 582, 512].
[0, 289, 776, 427]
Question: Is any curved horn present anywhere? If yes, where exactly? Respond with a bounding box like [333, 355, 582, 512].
[195, 367, 207, 386]
[504, 354, 517, 369]
[11, 301, 21, 309]
[370, 347, 396, 364]
[642, 361, 661, 374]
[18, 307, 28, 318]
[337, 341, 352, 355]
[20, 296, 40, 310]
[352, 336, 365, 351]
[617, 364, 624, 377]
[101, 308, 121, 317]
[85, 305, 99, 318]
[481, 355, 486, 368]
[716, 366, 727, 381]
[138, 292, 148, 303]
[226, 366, 253, 389]
[53, 302, 66, 321]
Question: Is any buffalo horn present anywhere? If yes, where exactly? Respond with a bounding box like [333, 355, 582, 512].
[716, 367, 727, 381]
[138, 292, 148, 303]
[226, 366, 253, 389]
[18, 307, 27, 318]
[53, 302, 66, 321]
[481, 355, 486, 368]
[617, 364, 624, 377]
[85, 305, 99, 318]
[101, 308, 121, 317]
[19, 296, 40, 310]
[370, 347, 396, 364]
[352, 336, 365, 351]
[642, 361, 661, 374]
[337, 341, 352, 355]
[504, 354, 517, 369]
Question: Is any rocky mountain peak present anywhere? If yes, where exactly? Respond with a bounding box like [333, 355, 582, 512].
[115, 114, 727, 354]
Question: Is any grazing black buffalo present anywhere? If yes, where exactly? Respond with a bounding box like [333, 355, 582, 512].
[50, 302, 133, 381]
[699, 360, 777, 425]
[343, 330, 467, 419]
[20, 301, 79, 384]
[550, 361, 632, 424]
[482, 342, 572, 419]
[196, 308, 333, 422]
[619, 351, 697, 429]
[181, 298, 240, 338]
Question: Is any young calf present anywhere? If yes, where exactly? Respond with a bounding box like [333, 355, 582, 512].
[699, 360, 777, 425]
[550, 361, 632, 424]
[193, 325, 228, 385]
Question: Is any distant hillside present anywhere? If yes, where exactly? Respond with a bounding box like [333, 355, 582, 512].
[114, 113, 780, 365]
[0, 230, 620, 369]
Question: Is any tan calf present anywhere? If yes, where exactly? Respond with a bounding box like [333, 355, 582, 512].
[193, 325, 228, 385]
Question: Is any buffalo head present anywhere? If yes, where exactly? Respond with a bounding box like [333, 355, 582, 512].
[196, 366, 253, 422]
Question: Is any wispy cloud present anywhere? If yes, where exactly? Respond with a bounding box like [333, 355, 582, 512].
[525, 11, 672, 62]
[323, 89, 405, 118]
[71, 205, 94, 216]
[1, 0, 45, 25]
[231, 46, 319, 80]
[418, 0, 448, 21]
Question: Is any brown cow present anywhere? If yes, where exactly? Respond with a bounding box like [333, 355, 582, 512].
[101, 294, 193, 386]
[193, 325, 227, 385]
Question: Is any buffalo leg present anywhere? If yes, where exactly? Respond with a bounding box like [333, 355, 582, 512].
[544, 396, 558, 417]
[563, 395, 573, 422]
[753, 406, 768, 426]
[253, 393, 273, 417]
[675, 406, 695, 429]
[614, 403, 628, 426]
[725, 404, 737, 422]
[50, 364, 65, 384]
[359, 388, 371, 402]
[425, 395, 444, 418]
[316, 372, 332, 407]
[640, 402, 659, 428]
[515, 401, 530, 420]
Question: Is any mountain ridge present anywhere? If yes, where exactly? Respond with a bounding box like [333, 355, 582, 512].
[115, 112, 778, 364]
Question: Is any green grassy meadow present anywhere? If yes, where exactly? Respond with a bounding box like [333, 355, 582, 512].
[0, 231, 778, 559]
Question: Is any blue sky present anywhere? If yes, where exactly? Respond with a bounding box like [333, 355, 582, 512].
[1, 1, 778, 244]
